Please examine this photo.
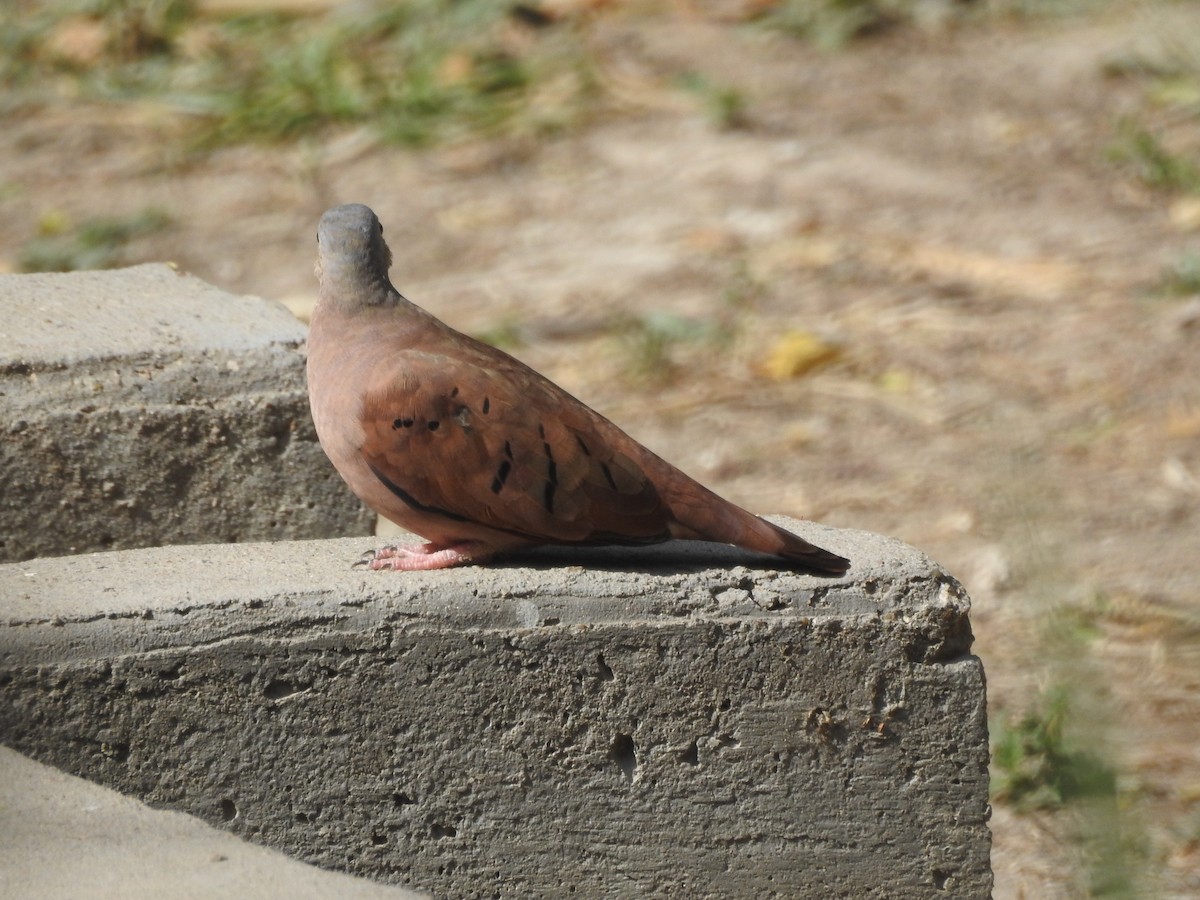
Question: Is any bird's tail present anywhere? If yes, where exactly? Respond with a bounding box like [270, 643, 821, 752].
[667, 482, 849, 577]
[750, 516, 850, 576]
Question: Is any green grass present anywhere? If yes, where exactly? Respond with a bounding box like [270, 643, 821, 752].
[1108, 118, 1200, 194]
[472, 316, 527, 351]
[196, 3, 596, 148]
[991, 686, 1118, 812]
[1158, 249, 1200, 296]
[677, 72, 749, 131]
[19, 207, 172, 272]
[991, 674, 1153, 899]
[765, 0, 908, 49]
[0, 0, 599, 148]
[612, 310, 727, 386]
[0, 0, 1132, 153]
[761, 0, 1116, 50]
[1103, 12, 1200, 196]
[987, 580, 1156, 898]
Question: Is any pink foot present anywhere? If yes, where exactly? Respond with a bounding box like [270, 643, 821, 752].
[353, 541, 484, 571]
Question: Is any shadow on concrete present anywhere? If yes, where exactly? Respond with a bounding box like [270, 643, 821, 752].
[498, 540, 842, 577]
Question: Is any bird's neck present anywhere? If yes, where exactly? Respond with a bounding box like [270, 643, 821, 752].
[317, 263, 405, 313]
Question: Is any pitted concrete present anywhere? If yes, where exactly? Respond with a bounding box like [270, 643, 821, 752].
[0, 522, 991, 898]
[0, 265, 373, 563]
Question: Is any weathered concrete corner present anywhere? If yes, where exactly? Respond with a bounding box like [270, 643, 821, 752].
[0, 265, 373, 563]
[0, 520, 991, 898]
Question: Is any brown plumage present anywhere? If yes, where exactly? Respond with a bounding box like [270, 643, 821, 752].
[307, 203, 849, 576]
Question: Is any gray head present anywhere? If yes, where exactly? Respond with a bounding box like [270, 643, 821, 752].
[315, 204, 395, 301]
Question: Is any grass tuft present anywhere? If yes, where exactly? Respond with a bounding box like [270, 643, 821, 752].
[765, 0, 905, 50]
[991, 686, 1118, 812]
[19, 207, 172, 272]
[472, 316, 527, 351]
[1159, 250, 1200, 296]
[1108, 117, 1200, 194]
[0, 0, 599, 149]
[613, 310, 726, 386]
[677, 72, 749, 130]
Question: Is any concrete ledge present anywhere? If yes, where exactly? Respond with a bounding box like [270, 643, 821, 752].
[0, 265, 373, 563]
[0, 746, 425, 899]
[0, 520, 991, 897]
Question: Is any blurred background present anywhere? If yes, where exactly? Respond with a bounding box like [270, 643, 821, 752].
[2, 0, 1198, 895]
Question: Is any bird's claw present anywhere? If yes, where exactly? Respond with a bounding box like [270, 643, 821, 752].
[351, 545, 398, 569]
[349, 541, 480, 571]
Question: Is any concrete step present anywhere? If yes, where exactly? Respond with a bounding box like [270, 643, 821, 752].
[0, 525, 991, 898]
[0, 265, 373, 564]
[0, 744, 425, 899]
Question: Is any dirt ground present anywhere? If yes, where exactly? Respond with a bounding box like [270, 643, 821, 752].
[3, 4, 1198, 897]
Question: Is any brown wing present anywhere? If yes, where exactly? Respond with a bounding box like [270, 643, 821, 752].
[356, 340, 674, 546]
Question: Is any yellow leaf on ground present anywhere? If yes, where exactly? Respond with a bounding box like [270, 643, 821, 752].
[760, 331, 841, 380]
[878, 369, 913, 393]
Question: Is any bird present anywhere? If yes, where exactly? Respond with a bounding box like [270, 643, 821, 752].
[307, 203, 849, 576]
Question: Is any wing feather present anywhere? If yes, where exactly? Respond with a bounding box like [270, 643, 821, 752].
[356, 341, 672, 546]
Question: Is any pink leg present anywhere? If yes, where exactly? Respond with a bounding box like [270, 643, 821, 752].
[354, 541, 485, 571]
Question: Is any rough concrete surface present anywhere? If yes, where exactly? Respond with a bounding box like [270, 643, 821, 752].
[0, 745, 426, 900]
[0, 265, 373, 563]
[0, 521, 990, 898]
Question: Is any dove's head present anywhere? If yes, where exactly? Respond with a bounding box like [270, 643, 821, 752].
[315, 204, 395, 305]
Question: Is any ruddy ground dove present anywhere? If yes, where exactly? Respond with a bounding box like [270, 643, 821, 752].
[307, 203, 849, 576]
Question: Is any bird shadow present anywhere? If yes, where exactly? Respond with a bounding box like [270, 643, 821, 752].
[496, 541, 837, 577]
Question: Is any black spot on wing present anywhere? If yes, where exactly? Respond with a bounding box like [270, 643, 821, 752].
[491, 460, 512, 494]
[600, 462, 618, 491]
[544, 441, 557, 487]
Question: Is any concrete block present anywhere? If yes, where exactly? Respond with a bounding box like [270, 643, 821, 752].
[0, 521, 991, 898]
[0, 745, 425, 900]
[0, 265, 373, 563]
